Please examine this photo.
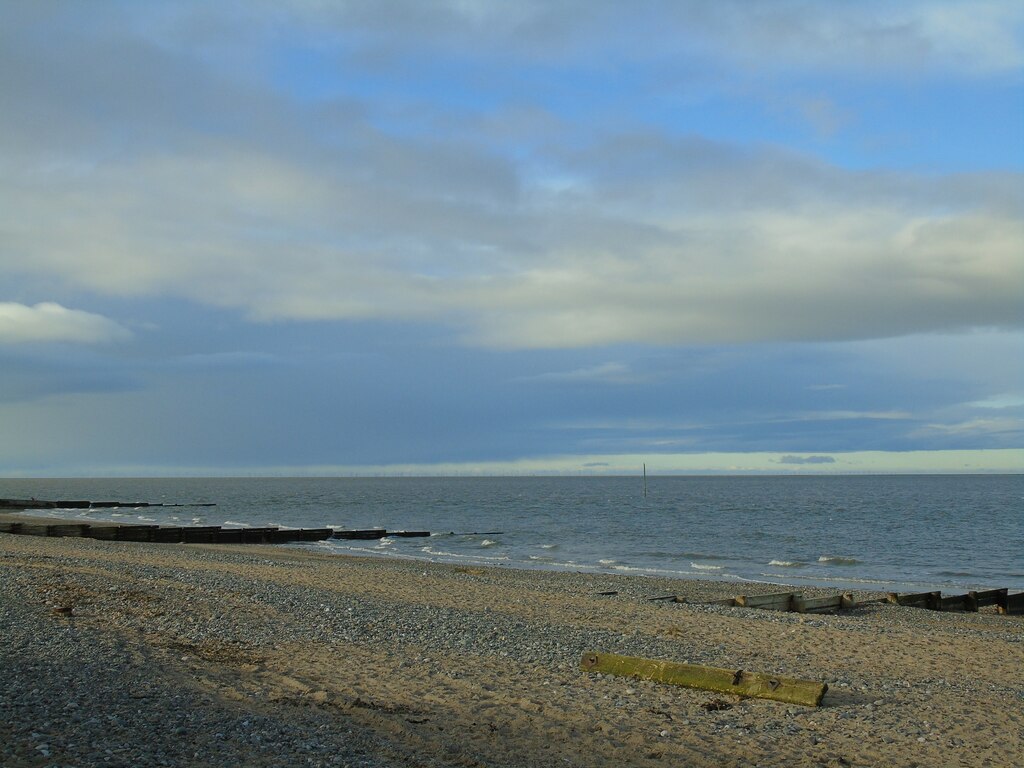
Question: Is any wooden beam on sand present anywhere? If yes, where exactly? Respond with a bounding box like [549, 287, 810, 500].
[581, 652, 827, 707]
[887, 591, 942, 610]
[792, 593, 855, 614]
[735, 592, 798, 611]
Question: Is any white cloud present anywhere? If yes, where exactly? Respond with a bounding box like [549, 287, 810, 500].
[967, 393, 1024, 410]
[0, 302, 130, 345]
[4, 139, 1019, 350]
[0, 3, 1021, 351]
[521, 362, 638, 383]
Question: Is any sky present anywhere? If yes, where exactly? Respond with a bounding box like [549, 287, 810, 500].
[1, 0, 1022, 477]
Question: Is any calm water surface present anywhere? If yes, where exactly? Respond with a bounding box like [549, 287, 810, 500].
[2, 475, 1021, 593]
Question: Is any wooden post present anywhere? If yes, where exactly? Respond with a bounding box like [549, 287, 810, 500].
[581, 652, 827, 707]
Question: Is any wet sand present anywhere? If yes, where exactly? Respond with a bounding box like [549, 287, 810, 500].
[1, 527, 1021, 767]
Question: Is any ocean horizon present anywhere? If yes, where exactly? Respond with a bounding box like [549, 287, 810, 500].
[3, 474, 1021, 594]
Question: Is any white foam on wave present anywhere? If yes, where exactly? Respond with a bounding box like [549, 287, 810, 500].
[611, 563, 730, 579]
[418, 545, 510, 562]
[222, 520, 251, 528]
[539, 543, 558, 550]
[480, 539, 498, 547]
[690, 562, 724, 571]
[321, 541, 427, 561]
[598, 558, 617, 565]
[768, 560, 805, 568]
[818, 555, 861, 565]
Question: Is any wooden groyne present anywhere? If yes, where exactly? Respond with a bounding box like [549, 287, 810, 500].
[0, 520, 334, 545]
[650, 588, 1022, 617]
[662, 591, 858, 614]
[0, 498, 216, 511]
[886, 588, 1022, 616]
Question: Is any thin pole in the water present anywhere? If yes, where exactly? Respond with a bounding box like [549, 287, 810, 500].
[643, 463, 648, 497]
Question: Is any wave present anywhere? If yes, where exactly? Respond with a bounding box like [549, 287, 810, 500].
[598, 559, 618, 565]
[818, 555, 861, 565]
[418, 545, 510, 563]
[679, 551, 745, 562]
[480, 539, 499, 548]
[760, 572, 897, 587]
[690, 562, 724, 571]
[768, 560, 806, 568]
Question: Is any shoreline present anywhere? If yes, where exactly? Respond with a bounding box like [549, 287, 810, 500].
[4, 510, 1019, 595]
[2, 531, 1022, 767]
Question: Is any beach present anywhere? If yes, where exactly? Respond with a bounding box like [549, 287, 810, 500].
[2, 526, 1021, 767]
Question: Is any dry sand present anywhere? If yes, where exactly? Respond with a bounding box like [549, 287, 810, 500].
[1, 525, 1021, 767]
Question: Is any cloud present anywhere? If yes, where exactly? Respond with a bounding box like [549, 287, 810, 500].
[231, 1, 1024, 76]
[0, 3, 1021, 351]
[778, 455, 837, 465]
[522, 362, 638, 383]
[0, 303, 130, 345]
[3, 134, 1019, 350]
[966, 393, 1024, 410]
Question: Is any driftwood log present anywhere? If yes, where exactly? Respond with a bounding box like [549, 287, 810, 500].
[580, 652, 828, 707]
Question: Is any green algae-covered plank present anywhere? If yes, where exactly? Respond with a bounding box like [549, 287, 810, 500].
[581, 652, 827, 707]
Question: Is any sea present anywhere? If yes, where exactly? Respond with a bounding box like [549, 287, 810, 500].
[2, 475, 1021, 594]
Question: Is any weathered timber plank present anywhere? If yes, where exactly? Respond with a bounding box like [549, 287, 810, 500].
[887, 591, 942, 610]
[295, 528, 334, 542]
[116, 525, 159, 542]
[735, 592, 798, 611]
[332, 529, 388, 540]
[792, 594, 855, 613]
[86, 526, 121, 540]
[17, 523, 51, 536]
[970, 588, 1008, 608]
[150, 528, 184, 543]
[999, 592, 1024, 615]
[239, 527, 278, 543]
[181, 526, 223, 543]
[214, 528, 244, 544]
[580, 652, 827, 707]
[46, 524, 91, 537]
[939, 594, 975, 612]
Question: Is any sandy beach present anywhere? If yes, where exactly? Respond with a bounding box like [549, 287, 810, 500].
[2, 525, 1021, 767]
